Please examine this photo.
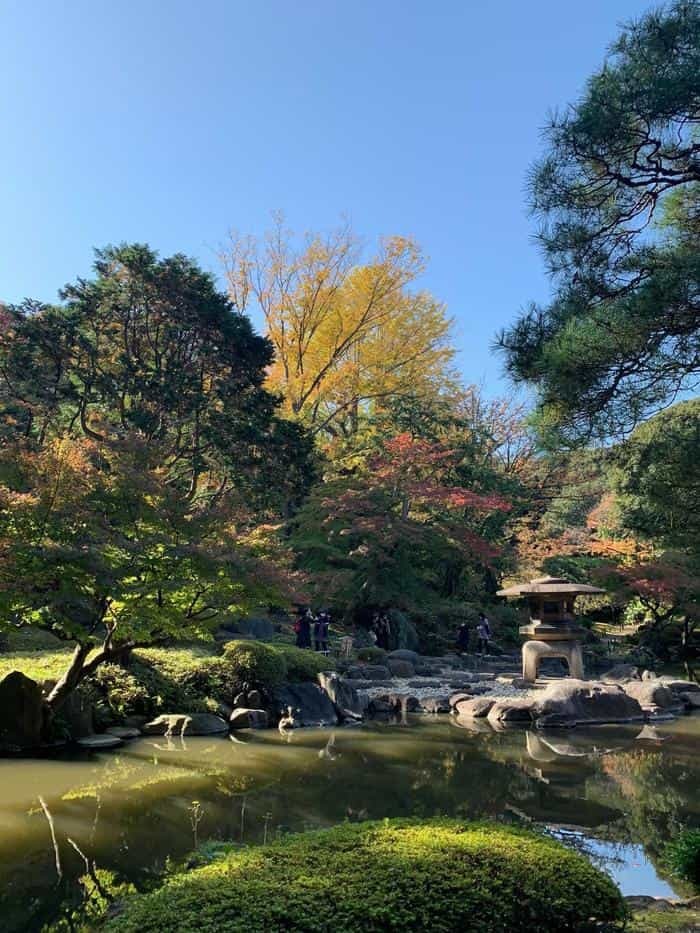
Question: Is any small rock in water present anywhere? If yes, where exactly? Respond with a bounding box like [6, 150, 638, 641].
[105, 726, 141, 739]
[454, 697, 495, 718]
[142, 713, 229, 736]
[77, 734, 123, 749]
[229, 708, 269, 730]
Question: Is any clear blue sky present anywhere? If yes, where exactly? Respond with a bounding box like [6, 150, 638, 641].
[1, 0, 649, 394]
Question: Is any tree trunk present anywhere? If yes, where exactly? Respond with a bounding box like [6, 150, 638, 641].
[45, 642, 91, 713]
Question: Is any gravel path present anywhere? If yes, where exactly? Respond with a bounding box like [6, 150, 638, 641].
[359, 672, 540, 703]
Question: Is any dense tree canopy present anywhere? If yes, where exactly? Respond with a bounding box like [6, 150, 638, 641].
[291, 431, 511, 615]
[610, 398, 700, 550]
[497, 0, 700, 445]
[0, 245, 313, 709]
[222, 218, 456, 443]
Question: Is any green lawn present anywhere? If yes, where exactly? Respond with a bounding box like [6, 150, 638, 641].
[0, 647, 75, 682]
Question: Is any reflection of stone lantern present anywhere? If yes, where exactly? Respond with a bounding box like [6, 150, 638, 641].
[496, 576, 605, 682]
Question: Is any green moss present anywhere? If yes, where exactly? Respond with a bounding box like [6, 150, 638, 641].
[273, 644, 334, 682]
[220, 640, 287, 690]
[104, 819, 625, 933]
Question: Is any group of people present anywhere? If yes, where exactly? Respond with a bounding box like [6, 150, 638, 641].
[456, 612, 492, 656]
[294, 605, 494, 658]
[294, 607, 331, 653]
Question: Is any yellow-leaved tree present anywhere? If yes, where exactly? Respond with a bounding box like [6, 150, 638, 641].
[221, 217, 456, 442]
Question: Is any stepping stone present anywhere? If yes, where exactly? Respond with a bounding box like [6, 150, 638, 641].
[77, 734, 123, 749]
[106, 726, 141, 739]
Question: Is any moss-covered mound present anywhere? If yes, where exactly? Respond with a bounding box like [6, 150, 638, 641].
[104, 819, 625, 932]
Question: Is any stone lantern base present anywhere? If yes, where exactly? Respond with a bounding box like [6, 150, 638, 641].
[522, 639, 584, 682]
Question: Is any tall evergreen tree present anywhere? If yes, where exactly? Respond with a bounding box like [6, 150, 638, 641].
[497, 1, 700, 445]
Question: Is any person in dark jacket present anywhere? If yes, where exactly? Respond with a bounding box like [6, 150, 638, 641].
[314, 610, 330, 653]
[476, 612, 492, 655]
[295, 608, 313, 649]
[456, 622, 471, 654]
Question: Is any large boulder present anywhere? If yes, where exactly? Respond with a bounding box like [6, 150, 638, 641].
[419, 696, 450, 714]
[453, 696, 495, 718]
[346, 664, 391, 681]
[487, 698, 536, 725]
[271, 683, 338, 727]
[535, 680, 644, 728]
[0, 671, 44, 750]
[621, 681, 684, 714]
[372, 693, 420, 715]
[366, 697, 396, 721]
[448, 692, 473, 708]
[387, 659, 415, 678]
[142, 713, 229, 736]
[658, 677, 700, 695]
[413, 663, 443, 677]
[229, 708, 269, 730]
[317, 672, 367, 719]
[601, 664, 640, 684]
[386, 649, 421, 664]
[61, 689, 94, 739]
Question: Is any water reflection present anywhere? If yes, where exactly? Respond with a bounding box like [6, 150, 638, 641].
[0, 714, 698, 931]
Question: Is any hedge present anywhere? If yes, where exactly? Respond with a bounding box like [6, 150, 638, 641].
[104, 819, 625, 932]
[272, 643, 334, 682]
[220, 640, 287, 690]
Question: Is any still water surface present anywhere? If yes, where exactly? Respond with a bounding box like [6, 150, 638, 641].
[1, 714, 699, 931]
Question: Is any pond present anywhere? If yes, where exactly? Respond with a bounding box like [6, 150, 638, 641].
[1, 713, 699, 931]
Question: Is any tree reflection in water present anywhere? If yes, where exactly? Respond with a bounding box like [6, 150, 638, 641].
[0, 715, 698, 931]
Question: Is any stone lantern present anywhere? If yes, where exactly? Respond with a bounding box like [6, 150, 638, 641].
[496, 575, 605, 682]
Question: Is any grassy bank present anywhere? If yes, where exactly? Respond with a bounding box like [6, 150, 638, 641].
[0, 637, 335, 724]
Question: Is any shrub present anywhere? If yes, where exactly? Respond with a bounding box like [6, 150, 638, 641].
[220, 640, 287, 692]
[665, 828, 700, 887]
[90, 664, 153, 719]
[130, 648, 215, 713]
[389, 609, 419, 651]
[273, 644, 334, 682]
[104, 819, 625, 933]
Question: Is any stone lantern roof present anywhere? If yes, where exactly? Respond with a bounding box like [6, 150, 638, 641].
[497, 575, 605, 598]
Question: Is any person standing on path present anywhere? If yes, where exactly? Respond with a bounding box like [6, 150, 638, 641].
[476, 612, 492, 655]
[314, 610, 330, 653]
[295, 608, 313, 649]
[456, 621, 471, 654]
